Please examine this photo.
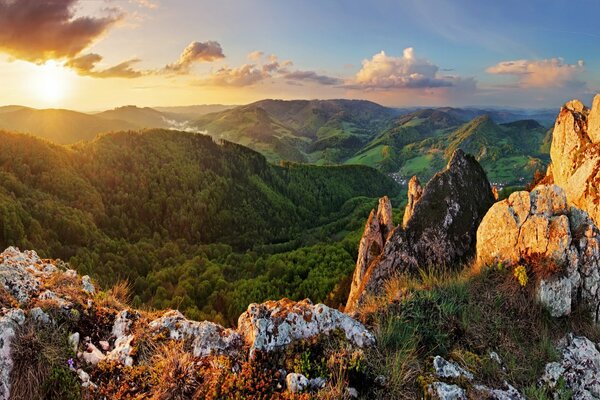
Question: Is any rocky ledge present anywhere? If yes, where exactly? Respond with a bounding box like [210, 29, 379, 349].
[0, 247, 374, 399]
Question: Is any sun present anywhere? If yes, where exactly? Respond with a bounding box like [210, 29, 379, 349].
[30, 60, 70, 104]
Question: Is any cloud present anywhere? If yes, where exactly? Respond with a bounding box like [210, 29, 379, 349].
[66, 53, 144, 78]
[164, 41, 225, 73]
[197, 53, 341, 88]
[486, 58, 585, 88]
[283, 70, 342, 86]
[349, 48, 463, 90]
[197, 64, 268, 87]
[131, 0, 158, 9]
[0, 0, 122, 63]
[247, 51, 264, 61]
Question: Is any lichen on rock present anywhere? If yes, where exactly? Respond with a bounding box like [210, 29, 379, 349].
[238, 298, 375, 356]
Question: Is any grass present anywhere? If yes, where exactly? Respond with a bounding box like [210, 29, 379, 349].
[9, 320, 79, 400]
[355, 263, 600, 399]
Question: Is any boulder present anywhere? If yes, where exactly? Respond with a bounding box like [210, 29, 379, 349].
[432, 356, 473, 380]
[347, 150, 494, 310]
[476, 185, 600, 319]
[238, 298, 375, 356]
[427, 382, 466, 400]
[548, 95, 600, 227]
[0, 309, 25, 400]
[346, 196, 393, 313]
[403, 176, 423, 228]
[540, 334, 600, 398]
[286, 373, 309, 394]
[149, 310, 242, 358]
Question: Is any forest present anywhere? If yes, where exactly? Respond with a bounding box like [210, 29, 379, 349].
[0, 129, 399, 325]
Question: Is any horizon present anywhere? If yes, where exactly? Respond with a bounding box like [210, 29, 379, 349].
[0, 98, 564, 114]
[1, 0, 599, 110]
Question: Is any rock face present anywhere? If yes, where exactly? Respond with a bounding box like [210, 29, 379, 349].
[149, 310, 242, 358]
[347, 150, 494, 310]
[476, 185, 600, 319]
[238, 298, 375, 356]
[540, 334, 600, 398]
[549, 95, 600, 227]
[403, 176, 423, 228]
[0, 309, 25, 400]
[346, 196, 393, 312]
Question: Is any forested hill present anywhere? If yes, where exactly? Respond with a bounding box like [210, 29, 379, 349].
[0, 129, 398, 324]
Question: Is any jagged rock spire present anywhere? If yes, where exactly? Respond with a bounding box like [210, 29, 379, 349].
[345, 196, 393, 313]
[403, 176, 423, 228]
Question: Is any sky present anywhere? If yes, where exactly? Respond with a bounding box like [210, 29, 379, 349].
[1, 0, 599, 110]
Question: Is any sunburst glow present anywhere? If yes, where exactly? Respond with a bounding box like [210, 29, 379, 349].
[29, 60, 70, 104]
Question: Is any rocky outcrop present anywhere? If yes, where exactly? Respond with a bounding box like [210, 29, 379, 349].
[238, 298, 375, 356]
[0, 247, 375, 399]
[346, 196, 393, 312]
[403, 176, 423, 228]
[347, 150, 494, 310]
[540, 334, 600, 398]
[548, 95, 600, 227]
[0, 309, 25, 400]
[427, 355, 524, 400]
[476, 185, 600, 319]
[149, 310, 242, 358]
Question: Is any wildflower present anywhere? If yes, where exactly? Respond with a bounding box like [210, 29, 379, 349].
[68, 358, 75, 371]
[514, 265, 528, 287]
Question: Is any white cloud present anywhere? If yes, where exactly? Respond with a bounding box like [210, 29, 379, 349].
[350, 48, 463, 89]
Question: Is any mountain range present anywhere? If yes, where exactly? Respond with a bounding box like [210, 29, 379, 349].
[0, 99, 557, 186]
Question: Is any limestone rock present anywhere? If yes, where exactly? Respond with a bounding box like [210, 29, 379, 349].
[29, 307, 51, 324]
[82, 343, 106, 365]
[432, 356, 473, 380]
[427, 382, 466, 400]
[476, 185, 600, 319]
[112, 309, 138, 338]
[348, 150, 494, 309]
[548, 95, 600, 227]
[474, 383, 524, 400]
[589, 94, 600, 143]
[286, 373, 309, 393]
[540, 334, 600, 398]
[69, 332, 80, 353]
[82, 275, 95, 294]
[107, 335, 134, 366]
[238, 298, 375, 355]
[149, 310, 242, 358]
[346, 196, 394, 313]
[0, 247, 44, 304]
[0, 309, 25, 400]
[403, 176, 423, 228]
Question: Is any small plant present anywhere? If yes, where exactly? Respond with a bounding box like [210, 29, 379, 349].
[514, 265, 528, 287]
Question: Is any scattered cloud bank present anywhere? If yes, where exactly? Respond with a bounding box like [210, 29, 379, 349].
[0, 0, 122, 63]
[197, 52, 340, 87]
[486, 58, 585, 88]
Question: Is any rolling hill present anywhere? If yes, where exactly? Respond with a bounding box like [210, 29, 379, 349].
[0, 107, 138, 143]
[192, 99, 399, 163]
